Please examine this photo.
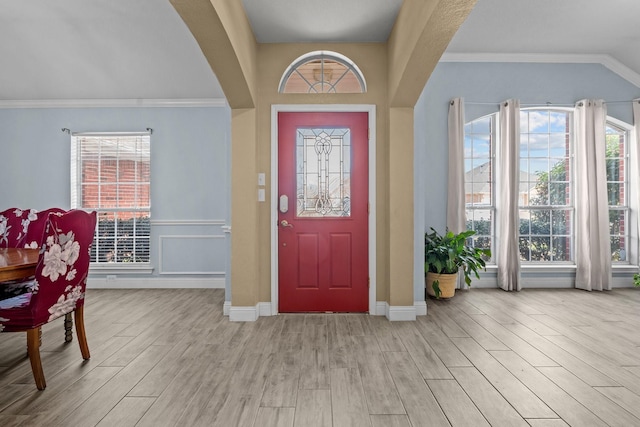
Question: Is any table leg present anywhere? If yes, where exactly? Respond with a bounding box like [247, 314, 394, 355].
[64, 313, 73, 343]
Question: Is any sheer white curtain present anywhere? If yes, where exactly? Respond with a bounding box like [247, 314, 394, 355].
[447, 98, 466, 233]
[634, 100, 640, 257]
[497, 99, 521, 291]
[447, 98, 467, 289]
[574, 99, 611, 291]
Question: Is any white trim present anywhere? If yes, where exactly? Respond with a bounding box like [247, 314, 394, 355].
[374, 302, 423, 319]
[270, 104, 377, 317]
[0, 98, 228, 109]
[386, 305, 417, 321]
[223, 301, 231, 316]
[440, 52, 640, 88]
[374, 301, 387, 316]
[87, 276, 225, 289]
[151, 219, 227, 226]
[415, 300, 427, 316]
[229, 305, 259, 322]
[89, 263, 154, 275]
[258, 302, 274, 317]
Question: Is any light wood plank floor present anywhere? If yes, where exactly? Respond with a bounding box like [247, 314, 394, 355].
[1, 288, 640, 426]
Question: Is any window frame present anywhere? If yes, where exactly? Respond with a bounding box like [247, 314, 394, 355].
[605, 119, 632, 264]
[464, 113, 496, 263]
[518, 108, 574, 264]
[70, 131, 152, 271]
[278, 50, 367, 94]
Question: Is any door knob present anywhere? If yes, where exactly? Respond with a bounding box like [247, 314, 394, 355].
[280, 220, 293, 228]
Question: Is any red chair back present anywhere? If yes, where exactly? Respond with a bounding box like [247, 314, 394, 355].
[0, 208, 36, 248]
[28, 210, 97, 327]
[23, 208, 67, 249]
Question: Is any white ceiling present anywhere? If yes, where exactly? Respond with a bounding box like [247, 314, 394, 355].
[444, 0, 640, 85]
[1, 0, 639, 101]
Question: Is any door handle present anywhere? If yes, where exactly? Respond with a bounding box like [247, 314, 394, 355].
[280, 220, 293, 228]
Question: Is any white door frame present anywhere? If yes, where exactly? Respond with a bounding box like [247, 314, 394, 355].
[270, 104, 377, 315]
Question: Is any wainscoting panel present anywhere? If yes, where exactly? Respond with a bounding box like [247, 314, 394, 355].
[158, 234, 226, 275]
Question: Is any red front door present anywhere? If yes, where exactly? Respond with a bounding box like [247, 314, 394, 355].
[278, 112, 368, 312]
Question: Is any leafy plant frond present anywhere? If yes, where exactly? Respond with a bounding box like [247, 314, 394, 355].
[425, 227, 490, 289]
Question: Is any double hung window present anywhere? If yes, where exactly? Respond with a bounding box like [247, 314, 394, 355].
[71, 132, 151, 264]
[464, 115, 495, 257]
[518, 110, 572, 262]
[464, 108, 631, 265]
[606, 123, 629, 261]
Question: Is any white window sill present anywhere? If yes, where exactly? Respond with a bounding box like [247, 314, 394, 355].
[89, 263, 154, 275]
[482, 263, 638, 274]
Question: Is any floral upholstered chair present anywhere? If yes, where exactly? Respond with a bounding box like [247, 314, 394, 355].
[0, 209, 97, 390]
[0, 208, 67, 300]
[23, 208, 67, 249]
[0, 208, 37, 248]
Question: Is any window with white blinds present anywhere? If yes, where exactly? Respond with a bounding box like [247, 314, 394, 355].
[70, 132, 151, 264]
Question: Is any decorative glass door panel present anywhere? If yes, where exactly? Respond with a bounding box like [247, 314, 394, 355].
[296, 128, 351, 217]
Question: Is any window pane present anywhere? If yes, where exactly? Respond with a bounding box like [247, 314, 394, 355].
[549, 182, 569, 205]
[551, 210, 571, 234]
[611, 237, 626, 261]
[530, 210, 550, 234]
[296, 128, 351, 217]
[519, 237, 531, 261]
[609, 209, 625, 234]
[607, 183, 623, 206]
[552, 236, 571, 261]
[530, 237, 551, 261]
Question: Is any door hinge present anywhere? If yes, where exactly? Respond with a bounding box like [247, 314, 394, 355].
[368, 203, 370, 214]
[368, 277, 370, 288]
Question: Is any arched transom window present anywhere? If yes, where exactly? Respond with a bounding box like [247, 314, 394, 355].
[279, 51, 366, 94]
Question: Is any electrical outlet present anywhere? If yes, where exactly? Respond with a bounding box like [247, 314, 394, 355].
[258, 173, 266, 186]
[106, 275, 116, 281]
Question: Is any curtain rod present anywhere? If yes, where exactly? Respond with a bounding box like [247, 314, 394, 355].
[462, 99, 639, 107]
[61, 128, 153, 135]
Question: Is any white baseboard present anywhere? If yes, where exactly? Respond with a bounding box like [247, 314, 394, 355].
[386, 304, 417, 321]
[375, 301, 424, 319]
[415, 300, 427, 316]
[258, 302, 274, 317]
[229, 305, 259, 322]
[374, 301, 387, 316]
[387, 305, 416, 321]
[223, 301, 231, 316]
[87, 276, 225, 289]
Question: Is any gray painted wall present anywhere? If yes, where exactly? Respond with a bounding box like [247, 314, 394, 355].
[0, 105, 231, 297]
[414, 62, 640, 301]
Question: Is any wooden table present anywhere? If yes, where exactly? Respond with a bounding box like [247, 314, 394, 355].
[0, 247, 74, 342]
[0, 247, 39, 282]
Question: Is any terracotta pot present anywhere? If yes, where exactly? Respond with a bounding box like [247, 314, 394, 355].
[425, 272, 458, 299]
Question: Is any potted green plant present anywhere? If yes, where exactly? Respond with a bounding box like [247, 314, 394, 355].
[633, 274, 640, 287]
[425, 227, 491, 299]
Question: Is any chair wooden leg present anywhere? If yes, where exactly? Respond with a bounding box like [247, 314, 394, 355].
[64, 312, 73, 343]
[74, 306, 90, 360]
[26, 328, 46, 390]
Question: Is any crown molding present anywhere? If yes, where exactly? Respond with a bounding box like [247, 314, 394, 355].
[0, 98, 228, 109]
[440, 52, 640, 88]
